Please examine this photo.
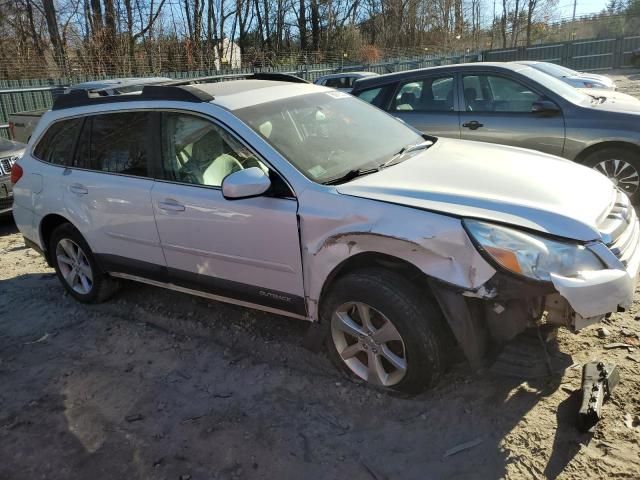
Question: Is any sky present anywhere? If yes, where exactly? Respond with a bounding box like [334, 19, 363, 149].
[558, 0, 609, 18]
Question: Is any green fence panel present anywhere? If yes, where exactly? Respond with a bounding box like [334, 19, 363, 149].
[570, 38, 616, 70]
[622, 35, 640, 66]
[523, 43, 566, 63]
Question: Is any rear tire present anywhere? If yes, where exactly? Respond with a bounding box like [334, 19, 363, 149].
[582, 147, 640, 204]
[49, 223, 119, 303]
[321, 268, 448, 395]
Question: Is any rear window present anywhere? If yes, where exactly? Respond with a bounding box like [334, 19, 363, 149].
[33, 118, 83, 166]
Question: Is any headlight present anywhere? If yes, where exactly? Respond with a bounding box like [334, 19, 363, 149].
[464, 220, 604, 282]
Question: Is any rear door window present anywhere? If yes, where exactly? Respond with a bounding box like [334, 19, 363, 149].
[355, 85, 395, 108]
[391, 76, 455, 112]
[33, 118, 84, 166]
[89, 112, 153, 176]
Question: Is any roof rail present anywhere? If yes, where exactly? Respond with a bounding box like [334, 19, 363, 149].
[163, 72, 308, 86]
[51, 85, 213, 110]
[51, 72, 307, 110]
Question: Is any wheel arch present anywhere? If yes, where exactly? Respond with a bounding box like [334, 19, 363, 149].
[39, 213, 75, 266]
[574, 140, 640, 164]
[318, 251, 433, 312]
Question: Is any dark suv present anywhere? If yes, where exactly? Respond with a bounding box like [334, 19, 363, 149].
[351, 62, 640, 202]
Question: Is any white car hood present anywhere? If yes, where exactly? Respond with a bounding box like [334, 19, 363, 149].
[578, 89, 640, 109]
[337, 138, 616, 242]
[568, 73, 614, 87]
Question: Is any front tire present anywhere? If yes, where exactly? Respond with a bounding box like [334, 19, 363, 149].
[582, 147, 640, 204]
[321, 268, 448, 395]
[50, 223, 119, 303]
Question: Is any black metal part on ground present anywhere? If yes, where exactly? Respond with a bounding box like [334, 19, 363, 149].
[577, 361, 620, 432]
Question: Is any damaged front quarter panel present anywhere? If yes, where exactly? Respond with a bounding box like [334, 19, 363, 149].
[297, 189, 496, 321]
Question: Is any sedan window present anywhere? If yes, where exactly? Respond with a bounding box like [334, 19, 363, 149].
[391, 76, 454, 112]
[462, 75, 542, 113]
[324, 77, 351, 89]
[355, 86, 393, 108]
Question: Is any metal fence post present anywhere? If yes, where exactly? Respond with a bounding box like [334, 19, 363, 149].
[613, 36, 624, 68]
[563, 41, 573, 69]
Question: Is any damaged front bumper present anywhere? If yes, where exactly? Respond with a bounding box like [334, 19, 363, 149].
[547, 239, 640, 331]
[430, 232, 640, 369]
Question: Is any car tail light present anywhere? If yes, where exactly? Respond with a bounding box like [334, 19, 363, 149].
[8, 121, 15, 140]
[10, 162, 23, 184]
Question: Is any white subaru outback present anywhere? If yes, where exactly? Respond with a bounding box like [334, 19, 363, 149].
[11, 74, 640, 394]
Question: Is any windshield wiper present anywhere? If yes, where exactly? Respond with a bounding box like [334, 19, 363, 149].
[381, 140, 434, 168]
[322, 167, 380, 185]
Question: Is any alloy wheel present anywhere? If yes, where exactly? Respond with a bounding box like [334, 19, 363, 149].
[594, 159, 640, 194]
[330, 301, 407, 387]
[55, 238, 94, 295]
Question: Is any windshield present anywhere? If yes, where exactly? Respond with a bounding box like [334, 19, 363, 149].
[531, 62, 577, 78]
[234, 92, 423, 183]
[517, 66, 587, 104]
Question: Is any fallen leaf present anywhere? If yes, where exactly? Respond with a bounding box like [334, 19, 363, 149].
[443, 437, 484, 458]
[23, 333, 49, 345]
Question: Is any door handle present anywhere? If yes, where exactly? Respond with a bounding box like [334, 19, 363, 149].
[157, 199, 186, 212]
[462, 120, 484, 130]
[69, 183, 88, 195]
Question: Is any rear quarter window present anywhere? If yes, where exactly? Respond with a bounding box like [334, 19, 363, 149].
[33, 118, 84, 166]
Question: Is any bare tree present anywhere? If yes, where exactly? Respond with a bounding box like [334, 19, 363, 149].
[42, 0, 67, 71]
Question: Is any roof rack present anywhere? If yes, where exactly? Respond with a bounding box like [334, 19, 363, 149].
[163, 72, 308, 86]
[51, 72, 308, 110]
[52, 84, 214, 110]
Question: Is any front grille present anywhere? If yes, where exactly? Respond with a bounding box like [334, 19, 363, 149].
[0, 157, 14, 175]
[598, 189, 639, 265]
[0, 196, 12, 211]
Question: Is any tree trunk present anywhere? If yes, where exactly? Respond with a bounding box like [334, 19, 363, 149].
[501, 0, 507, 48]
[310, 0, 320, 50]
[90, 0, 103, 32]
[511, 0, 521, 47]
[124, 0, 136, 74]
[25, 0, 45, 58]
[526, 0, 537, 46]
[42, 0, 67, 73]
[299, 0, 307, 51]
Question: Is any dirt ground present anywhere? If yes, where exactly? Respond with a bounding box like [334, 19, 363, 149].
[2, 71, 640, 480]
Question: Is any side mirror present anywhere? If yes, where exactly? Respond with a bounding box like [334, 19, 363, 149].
[531, 99, 560, 115]
[222, 167, 271, 200]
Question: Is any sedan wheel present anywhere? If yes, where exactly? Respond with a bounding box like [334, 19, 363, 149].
[593, 158, 640, 195]
[331, 301, 407, 387]
[55, 238, 94, 295]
